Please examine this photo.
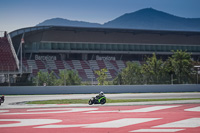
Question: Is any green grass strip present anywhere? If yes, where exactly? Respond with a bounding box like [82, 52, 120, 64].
[26, 98, 200, 104]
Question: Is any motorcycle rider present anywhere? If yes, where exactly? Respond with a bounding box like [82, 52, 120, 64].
[88, 91, 106, 105]
[0, 95, 4, 105]
[1, 95, 5, 102]
[96, 91, 105, 99]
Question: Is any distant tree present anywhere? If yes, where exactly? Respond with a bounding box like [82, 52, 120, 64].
[120, 62, 143, 85]
[113, 73, 123, 85]
[163, 57, 175, 84]
[58, 70, 81, 85]
[113, 51, 194, 85]
[33, 71, 57, 86]
[142, 53, 165, 84]
[33, 70, 81, 86]
[166, 50, 194, 84]
[95, 68, 108, 85]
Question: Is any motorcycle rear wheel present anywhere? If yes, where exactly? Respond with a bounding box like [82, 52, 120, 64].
[88, 99, 93, 105]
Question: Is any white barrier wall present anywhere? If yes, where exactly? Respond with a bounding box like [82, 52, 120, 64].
[0, 85, 199, 95]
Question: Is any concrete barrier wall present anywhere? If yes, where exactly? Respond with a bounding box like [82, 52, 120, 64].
[0, 85, 199, 95]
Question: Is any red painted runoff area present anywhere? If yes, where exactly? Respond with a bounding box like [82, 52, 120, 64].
[0, 104, 200, 133]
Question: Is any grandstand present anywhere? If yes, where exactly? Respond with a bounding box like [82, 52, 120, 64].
[0, 31, 20, 84]
[1, 26, 200, 85]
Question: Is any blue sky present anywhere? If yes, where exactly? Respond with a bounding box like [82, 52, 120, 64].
[1, 0, 200, 32]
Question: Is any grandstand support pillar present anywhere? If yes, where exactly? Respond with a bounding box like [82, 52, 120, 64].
[36, 75, 39, 86]
[82, 54, 88, 60]
[20, 35, 23, 75]
[197, 68, 199, 84]
[194, 66, 200, 84]
[8, 74, 10, 86]
[13, 75, 17, 84]
[17, 33, 24, 75]
[197, 71, 199, 84]
[64, 70, 66, 86]
[120, 54, 123, 60]
[91, 77, 93, 85]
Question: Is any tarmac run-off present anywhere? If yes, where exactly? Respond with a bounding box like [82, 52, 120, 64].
[0, 104, 200, 133]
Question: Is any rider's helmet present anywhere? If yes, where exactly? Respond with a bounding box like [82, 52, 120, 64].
[99, 91, 104, 96]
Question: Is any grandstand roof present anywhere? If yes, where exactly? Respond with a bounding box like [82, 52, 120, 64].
[10, 26, 200, 47]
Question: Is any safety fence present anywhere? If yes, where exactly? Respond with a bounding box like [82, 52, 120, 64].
[0, 84, 199, 95]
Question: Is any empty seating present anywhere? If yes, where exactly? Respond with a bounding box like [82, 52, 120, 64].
[63, 61, 72, 69]
[0, 37, 18, 71]
[21, 59, 132, 81]
[89, 60, 99, 70]
[109, 69, 117, 78]
[116, 60, 126, 70]
[77, 69, 87, 80]
[110, 60, 119, 69]
[35, 60, 46, 69]
[80, 60, 90, 69]
[46, 60, 57, 69]
[27, 60, 38, 69]
[55, 60, 65, 69]
[65, 60, 74, 69]
[85, 69, 95, 79]
[96, 60, 106, 69]
[72, 60, 82, 69]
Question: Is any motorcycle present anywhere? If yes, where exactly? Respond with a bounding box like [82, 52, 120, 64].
[0, 95, 5, 106]
[88, 96, 106, 105]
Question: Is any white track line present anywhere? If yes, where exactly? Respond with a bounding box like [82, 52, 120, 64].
[130, 129, 184, 132]
[121, 105, 181, 113]
[155, 118, 200, 128]
[84, 118, 161, 128]
[86, 105, 181, 113]
[0, 119, 61, 127]
[184, 106, 200, 112]
[36, 118, 161, 128]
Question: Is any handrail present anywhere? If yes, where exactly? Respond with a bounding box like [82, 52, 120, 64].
[6, 33, 19, 70]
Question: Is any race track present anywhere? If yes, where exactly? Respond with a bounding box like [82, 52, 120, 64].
[2, 92, 200, 108]
[0, 93, 200, 133]
[0, 104, 200, 133]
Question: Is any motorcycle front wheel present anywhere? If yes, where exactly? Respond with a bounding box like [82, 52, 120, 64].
[100, 98, 106, 104]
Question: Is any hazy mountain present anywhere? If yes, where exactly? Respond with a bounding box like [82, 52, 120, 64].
[104, 8, 200, 31]
[37, 8, 200, 31]
[37, 18, 101, 27]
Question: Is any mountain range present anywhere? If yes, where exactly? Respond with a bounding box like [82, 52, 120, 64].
[37, 8, 200, 31]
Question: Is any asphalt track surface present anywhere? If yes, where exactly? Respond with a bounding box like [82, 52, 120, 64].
[0, 93, 200, 133]
[1, 93, 200, 108]
[0, 104, 200, 133]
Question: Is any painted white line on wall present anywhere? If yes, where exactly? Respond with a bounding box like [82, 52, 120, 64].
[130, 129, 184, 132]
[184, 106, 200, 112]
[155, 118, 200, 128]
[0, 119, 62, 127]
